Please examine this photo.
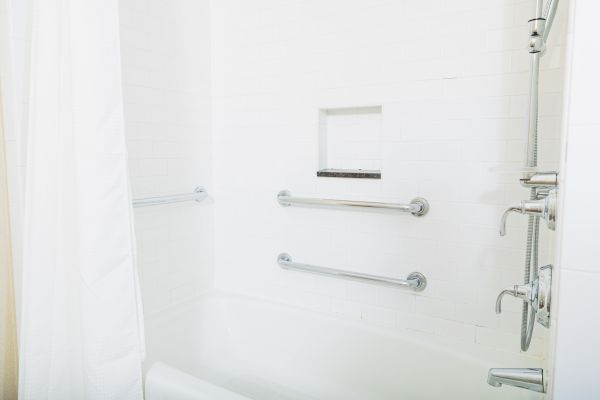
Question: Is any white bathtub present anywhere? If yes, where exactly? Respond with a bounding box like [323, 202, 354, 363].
[144, 293, 545, 400]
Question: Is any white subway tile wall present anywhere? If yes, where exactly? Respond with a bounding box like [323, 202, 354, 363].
[211, 0, 569, 360]
[119, 0, 214, 315]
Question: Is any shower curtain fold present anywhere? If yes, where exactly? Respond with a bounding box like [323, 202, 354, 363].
[18, 0, 145, 399]
[0, 89, 19, 400]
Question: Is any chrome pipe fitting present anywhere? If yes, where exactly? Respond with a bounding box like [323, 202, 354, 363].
[528, 34, 546, 54]
[529, 18, 546, 37]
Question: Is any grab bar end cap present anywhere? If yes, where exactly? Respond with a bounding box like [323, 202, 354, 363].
[410, 198, 429, 217]
[277, 190, 292, 206]
[277, 253, 292, 264]
[407, 272, 427, 291]
[194, 186, 208, 202]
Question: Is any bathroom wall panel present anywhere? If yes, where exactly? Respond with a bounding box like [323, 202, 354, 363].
[119, 0, 213, 316]
[211, 0, 569, 359]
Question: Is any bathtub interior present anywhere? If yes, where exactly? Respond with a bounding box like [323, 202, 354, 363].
[144, 293, 544, 400]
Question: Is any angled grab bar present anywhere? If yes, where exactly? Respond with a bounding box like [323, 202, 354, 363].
[277, 190, 429, 217]
[133, 186, 207, 208]
[277, 253, 427, 291]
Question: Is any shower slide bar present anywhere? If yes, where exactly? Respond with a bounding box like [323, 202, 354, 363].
[133, 186, 207, 208]
[277, 253, 427, 291]
[277, 191, 429, 217]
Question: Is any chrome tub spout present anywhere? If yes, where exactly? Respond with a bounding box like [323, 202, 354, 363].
[487, 368, 545, 393]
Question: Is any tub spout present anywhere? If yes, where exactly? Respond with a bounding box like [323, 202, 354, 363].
[487, 368, 545, 393]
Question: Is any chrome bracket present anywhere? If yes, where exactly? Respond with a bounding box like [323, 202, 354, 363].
[528, 17, 547, 54]
[520, 171, 558, 188]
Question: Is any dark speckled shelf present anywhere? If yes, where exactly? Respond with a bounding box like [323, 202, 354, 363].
[316, 169, 381, 179]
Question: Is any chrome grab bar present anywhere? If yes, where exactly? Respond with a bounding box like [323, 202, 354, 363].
[133, 186, 207, 208]
[277, 191, 429, 216]
[277, 253, 427, 291]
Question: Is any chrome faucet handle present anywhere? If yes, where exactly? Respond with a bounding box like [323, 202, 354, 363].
[495, 283, 534, 314]
[499, 205, 525, 236]
[494, 265, 552, 327]
[499, 189, 557, 237]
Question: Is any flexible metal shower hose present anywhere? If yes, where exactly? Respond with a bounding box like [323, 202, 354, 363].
[522, 91, 540, 351]
[521, 206, 540, 351]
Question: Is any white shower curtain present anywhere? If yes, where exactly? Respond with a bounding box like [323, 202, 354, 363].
[19, 1, 145, 399]
[0, 88, 18, 400]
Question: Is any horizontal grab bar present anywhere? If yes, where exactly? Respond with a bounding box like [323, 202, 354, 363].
[277, 253, 427, 291]
[133, 186, 207, 208]
[277, 191, 429, 216]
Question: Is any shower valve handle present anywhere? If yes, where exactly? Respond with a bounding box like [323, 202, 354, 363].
[495, 265, 552, 328]
[495, 283, 535, 314]
[499, 190, 557, 236]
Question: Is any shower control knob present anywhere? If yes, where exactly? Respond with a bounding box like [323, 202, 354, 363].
[495, 282, 535, 314]
[495, 265, 552, 328]
[499, 189, 557, 236]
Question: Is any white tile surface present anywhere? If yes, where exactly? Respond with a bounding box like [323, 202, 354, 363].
[119, 0, 214, 315]
[211, 0, 568, 357]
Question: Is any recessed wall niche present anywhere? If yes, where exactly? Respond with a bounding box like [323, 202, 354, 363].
[317, 106, 382, 179]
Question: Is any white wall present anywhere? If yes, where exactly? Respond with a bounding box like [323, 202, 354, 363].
[552, 1, 600, 398]
[211, 0, 569, 363]
[118, 0, 214, 316]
